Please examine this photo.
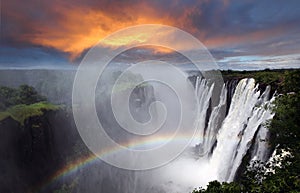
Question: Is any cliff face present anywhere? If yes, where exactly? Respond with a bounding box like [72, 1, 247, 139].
[0, 117, 22, 192]
[0, 83, 157, 193]
[0, 110, 80, 193]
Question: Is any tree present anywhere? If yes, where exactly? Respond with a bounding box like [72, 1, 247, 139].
[18, 84, 46, 105]
[192, 181, 243, 193]
[0, 85, 46, 110]
[0, 86, 18, 110]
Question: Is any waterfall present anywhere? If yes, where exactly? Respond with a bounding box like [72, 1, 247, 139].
[191, 77, 215, 147]
[53, 77, 276, 193]
[146, 77, 276, 192]
[201, 83, 227, 157]
[200, 78, 275, 182]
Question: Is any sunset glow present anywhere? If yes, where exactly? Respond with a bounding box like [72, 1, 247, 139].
[1, 0, 300, 69]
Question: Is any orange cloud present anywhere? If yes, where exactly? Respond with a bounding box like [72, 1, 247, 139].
[14, 3, 173, 60]
[3, 0, 297, 61]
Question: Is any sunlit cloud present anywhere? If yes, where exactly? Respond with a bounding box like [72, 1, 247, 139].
[1, 0, 300, 69]
[24, 8, 171, 59]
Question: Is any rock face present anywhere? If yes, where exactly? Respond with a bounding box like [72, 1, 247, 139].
[129, 85, 155, 123]
[0, 117, 22, 192]
[0, 110, 80, 192]
[0, 84, 157, 193]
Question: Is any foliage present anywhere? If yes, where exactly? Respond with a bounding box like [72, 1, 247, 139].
[0, 84, 59, 124]
[281, 70, 300, 93]
[192, 181, 244, 193]
[222, 69, 300, 93]
[222, 69, 283, 84]
[0, 84, 46, 110]
[0, 102, 61, 125]
[269, 94, 300, 151]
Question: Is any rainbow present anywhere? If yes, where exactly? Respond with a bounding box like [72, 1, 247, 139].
[33, 134, 198, 192]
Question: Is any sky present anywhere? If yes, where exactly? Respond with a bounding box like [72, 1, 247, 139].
[1, 0, 300, 70]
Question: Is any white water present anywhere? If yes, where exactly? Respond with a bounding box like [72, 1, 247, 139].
[209, 79, 275, 182]
[149, 78, 276, 192]
[66, 77, 276, 193]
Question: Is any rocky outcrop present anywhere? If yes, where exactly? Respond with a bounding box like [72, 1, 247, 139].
[0, 110, 80, 192]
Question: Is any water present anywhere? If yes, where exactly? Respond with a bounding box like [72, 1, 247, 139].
[209, 79, 275, 182]
[54, 77, 275, 193]
[144, 78, 275, 192]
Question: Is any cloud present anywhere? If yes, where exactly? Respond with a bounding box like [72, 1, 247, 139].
[1, 0, 300, 68]
[2, 0, 173, 59]
[218, 54, 300, 70]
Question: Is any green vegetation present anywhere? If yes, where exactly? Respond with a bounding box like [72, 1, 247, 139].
[193, 69, 300, 193]
[0, 102, 60, 125]
[222, 69, 299, 92]
[192, 181, 244, 193]
[0, 84, 46, 110]
[0, 85, 60, 125]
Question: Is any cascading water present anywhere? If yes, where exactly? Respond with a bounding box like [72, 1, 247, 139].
[51, 77, 275, 193]
[208, 79, 275, 182]
[100, 77, 275, 193]
[144, 77, 275, 192]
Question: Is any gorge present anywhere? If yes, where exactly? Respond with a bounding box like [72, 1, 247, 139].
[0, 69, 281, 193]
